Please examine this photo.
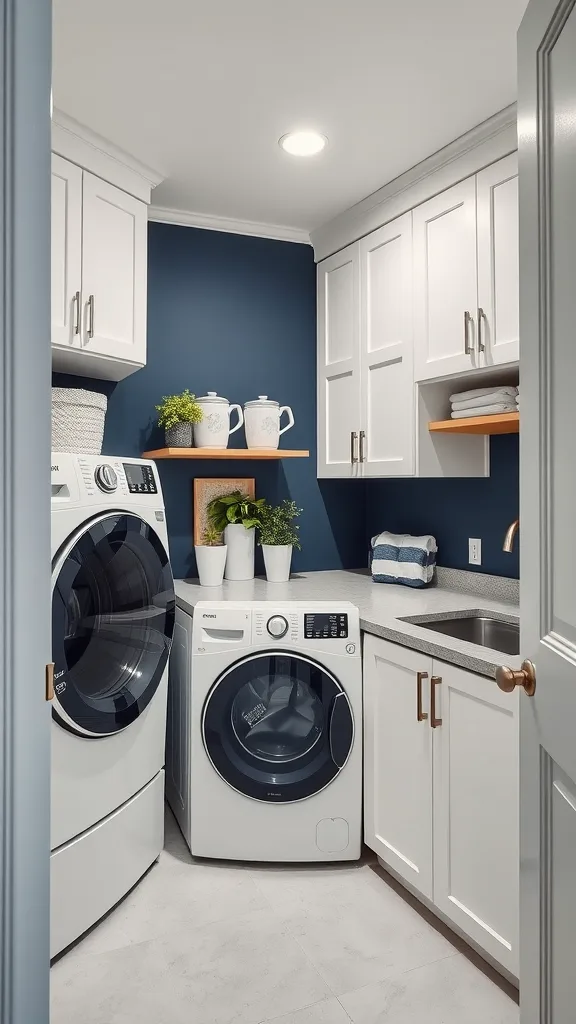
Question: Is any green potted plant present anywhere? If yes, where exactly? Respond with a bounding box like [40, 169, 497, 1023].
[258, 499, 302, 583]
[156, 390, 203, 447]
[207, 491, 266, 581]
[194, 524, 227, 587]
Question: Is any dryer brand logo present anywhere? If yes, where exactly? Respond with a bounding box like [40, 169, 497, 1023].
[55, 680, 66, 695]
[51, 464, 59, 472]
[202, 613, 217, 619]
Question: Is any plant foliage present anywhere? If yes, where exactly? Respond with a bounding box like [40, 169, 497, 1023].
[206, 491, 266, 532]
[156, 390, 203, 429]
[258, 499, 302, 549]
[200, 524, 225, 546]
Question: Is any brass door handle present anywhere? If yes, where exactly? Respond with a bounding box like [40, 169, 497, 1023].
[495, 659, 536, 696]
[430, 675, 442, 727]
[45, 663, 55, 701]
[416, 671, 428, 722]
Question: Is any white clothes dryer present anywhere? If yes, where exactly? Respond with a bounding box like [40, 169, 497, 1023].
[167, 601, 362, 862]
[50, 453, 174, 957]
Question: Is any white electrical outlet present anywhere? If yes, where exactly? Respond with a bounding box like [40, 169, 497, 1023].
[469, 538, 482, 565]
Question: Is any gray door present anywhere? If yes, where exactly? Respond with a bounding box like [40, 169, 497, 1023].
[518, 0, 576, 1020]
[0, 1, 52, 1023]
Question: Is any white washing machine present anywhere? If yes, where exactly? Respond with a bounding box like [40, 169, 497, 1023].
[50, 453, 174, 957]
[166, 601, 362, 862]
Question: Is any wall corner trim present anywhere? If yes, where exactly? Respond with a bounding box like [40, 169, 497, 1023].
[147, 204, 312, 245]
[51, 107, 164, 203]
[310, 103, 518, 262]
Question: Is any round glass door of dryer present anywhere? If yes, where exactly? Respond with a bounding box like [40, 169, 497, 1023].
[202, 651, 354, 802]
[51, 513, 175, 737]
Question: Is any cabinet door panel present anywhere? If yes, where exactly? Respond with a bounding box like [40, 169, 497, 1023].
[81, 172, 147, 365]
[360, 214, 414, 476]
[413, 178, 479, 381]
[432, 661, 519, 974]
[363, 635, 433, 898]
[51, 154, 82, 351]
[317, 244, 361, 478]
[477, 154, 519, 367]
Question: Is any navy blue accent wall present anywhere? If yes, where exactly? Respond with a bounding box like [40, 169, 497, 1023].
[54, 223, 366, 579]
[364, 434, 519, 578]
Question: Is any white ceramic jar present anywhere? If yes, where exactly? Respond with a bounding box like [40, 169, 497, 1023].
[244, 396, 294, 450]
[194, 393, 244, 448]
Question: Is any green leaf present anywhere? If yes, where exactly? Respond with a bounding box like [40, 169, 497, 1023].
[242, 518, 261, 529]
[226, 506, 239, 523]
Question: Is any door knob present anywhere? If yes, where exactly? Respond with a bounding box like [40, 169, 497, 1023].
[495, 659, 536, 696]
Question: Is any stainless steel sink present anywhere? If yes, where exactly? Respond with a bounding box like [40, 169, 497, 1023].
[413, 614, 519, 656]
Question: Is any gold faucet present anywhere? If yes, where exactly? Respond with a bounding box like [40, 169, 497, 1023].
[503, 519, 519, 553]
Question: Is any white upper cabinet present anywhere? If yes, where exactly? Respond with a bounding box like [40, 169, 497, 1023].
[476, 154, 519, 367]
[363, 635, 433, 899]
[413, 178, 480, 381]
[317, 243, 361, 478]
[51, 144, 151, 381]
[51, 154, 82, 354]
[432, 661, 519, 976]
[81, 172, 147, 368]
[360, 214, 414, 476]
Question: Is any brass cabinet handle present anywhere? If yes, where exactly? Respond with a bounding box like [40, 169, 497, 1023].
[45, 663, 55, 702]
[87, 294, 95, 340]
[416, 671, 428, 722]
[464, 310, 473, 355]
[350, 431, 359, 464]
[430, 675, 442, 727]
[359, 430, 366, 463]
[73, 290, 80, 335]
[495, 659, 536, 696]
[477, 307, 486, 352]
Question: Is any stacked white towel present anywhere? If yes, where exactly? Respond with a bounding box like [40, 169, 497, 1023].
[449, 385, 518, 419]
[371, 532, 437, 588]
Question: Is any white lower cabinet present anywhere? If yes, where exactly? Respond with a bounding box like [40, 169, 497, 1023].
[364, 634, 519, 977]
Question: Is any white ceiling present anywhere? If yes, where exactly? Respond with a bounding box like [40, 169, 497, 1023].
[52, 0, 527, 235]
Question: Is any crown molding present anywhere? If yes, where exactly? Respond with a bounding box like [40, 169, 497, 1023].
[311, 103, 518, 261]
[148, 204, 311, 245]
[51, 108, 164, 203]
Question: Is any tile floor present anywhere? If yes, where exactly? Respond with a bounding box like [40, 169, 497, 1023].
[51, 807, 520, 1024]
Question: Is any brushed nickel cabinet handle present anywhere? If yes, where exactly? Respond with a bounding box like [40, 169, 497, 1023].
[464, 310, 473, 355]
[416, 671, 428, 722]
[477, 307, 486, 352]
[430, 675, 442, 728]
[73, 290, 80, 335]
[87, 294, 95, 340]
[359, 430, 366, 463]
[350, 431, 359, 464]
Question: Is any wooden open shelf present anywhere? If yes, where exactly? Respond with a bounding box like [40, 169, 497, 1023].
[142, 447, 310, 460]
[428, 412, 519, 436]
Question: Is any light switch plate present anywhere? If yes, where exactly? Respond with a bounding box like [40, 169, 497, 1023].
[469, 538, 482, 565]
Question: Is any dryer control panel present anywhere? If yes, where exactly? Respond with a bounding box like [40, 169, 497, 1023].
[191, 601, 360, 658]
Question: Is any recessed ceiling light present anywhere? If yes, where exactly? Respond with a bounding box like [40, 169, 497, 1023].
[279, 131, 328, 157]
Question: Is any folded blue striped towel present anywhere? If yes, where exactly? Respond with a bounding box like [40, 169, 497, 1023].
[371, 532, 437, 588]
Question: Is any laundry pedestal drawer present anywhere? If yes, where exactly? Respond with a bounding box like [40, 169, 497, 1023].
[50, 770, 164, 958]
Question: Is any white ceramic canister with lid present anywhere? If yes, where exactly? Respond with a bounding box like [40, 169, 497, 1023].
[243, 396, 294, 449]
[194, 392, 244, 448]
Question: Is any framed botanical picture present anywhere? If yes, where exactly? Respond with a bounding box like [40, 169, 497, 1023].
[193, 478, 256, 545]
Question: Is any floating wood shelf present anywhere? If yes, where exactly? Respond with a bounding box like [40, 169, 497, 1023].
[142, 447, 310, 460]
[428, 412, 519, 436]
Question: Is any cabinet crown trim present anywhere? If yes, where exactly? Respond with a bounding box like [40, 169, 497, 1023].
[52, 108, 164, 203]
[147, 204, 312, 245]
[311, 104, 517, 262]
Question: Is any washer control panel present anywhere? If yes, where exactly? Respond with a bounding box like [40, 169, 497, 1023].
[267, 615, 289, 638]
[304, 612, 348, 640]
[123, 462, 158, 495]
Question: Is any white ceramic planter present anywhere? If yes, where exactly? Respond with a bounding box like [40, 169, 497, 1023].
[262, 544, 293, 583]
[195, 545, 227, 587]
[194, 392, 243, 448]
[244, 396, 294, 449]
[224, 524, 255, 581]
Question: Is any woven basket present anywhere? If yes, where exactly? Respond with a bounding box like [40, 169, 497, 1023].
[51, 388, 108, 455]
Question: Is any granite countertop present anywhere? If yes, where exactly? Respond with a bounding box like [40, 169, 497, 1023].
[174, 569, 520, 679]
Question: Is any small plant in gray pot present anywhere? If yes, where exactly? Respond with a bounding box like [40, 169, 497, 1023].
[194, 524, 227, 587]
[258, 499, 302, 583]
[156, 390, 203, 447]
